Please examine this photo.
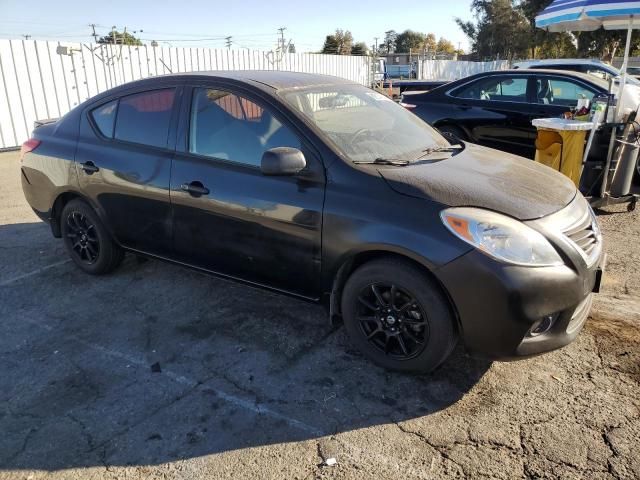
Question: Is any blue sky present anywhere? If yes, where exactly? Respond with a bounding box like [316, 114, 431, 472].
[0, 0, 473, 52]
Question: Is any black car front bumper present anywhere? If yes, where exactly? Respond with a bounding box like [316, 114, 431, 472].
[435, 248, 603, 359]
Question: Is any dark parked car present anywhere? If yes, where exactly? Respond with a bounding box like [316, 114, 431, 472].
[20, 72, 604, 372]
[403, 69, 617, 180]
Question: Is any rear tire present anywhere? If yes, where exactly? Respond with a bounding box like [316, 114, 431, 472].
[341, 258, 457, 373]
[61, 199, 124, 275]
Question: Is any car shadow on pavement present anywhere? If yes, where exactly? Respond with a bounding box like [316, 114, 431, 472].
[0, 222, 491, 472]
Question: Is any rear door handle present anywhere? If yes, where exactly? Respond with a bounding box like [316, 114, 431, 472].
[81, 161, 99, 174]
[180, 181, 210, 196]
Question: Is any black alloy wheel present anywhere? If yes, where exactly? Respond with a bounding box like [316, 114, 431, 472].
[356, 282, 429, 360]
[65, 211, 100, 264]
[60, 199, 124, 275]
[341, 258, 457, 373]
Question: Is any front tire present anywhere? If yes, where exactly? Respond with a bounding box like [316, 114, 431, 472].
[61, 199, 124, 275]
[341, 258, 457, 373]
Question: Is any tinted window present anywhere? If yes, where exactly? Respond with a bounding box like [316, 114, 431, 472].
[535, 78, 595, 107]
[91, 100, 117, 138]
[190, 88, 301, 167]
[114, 89, 175, 148]
[453, 77, 528, 103]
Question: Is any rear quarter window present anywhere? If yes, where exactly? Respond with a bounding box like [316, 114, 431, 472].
[90, 100, 117, 138]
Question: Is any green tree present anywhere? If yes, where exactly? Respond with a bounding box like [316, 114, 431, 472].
[321, 34, 340, 54]
[321, 29, 354, 55]
[381, 30, 398, 54]
[351, 42, 368, 55]
[395, 30, 426, 52]
[97, 30, 142, 46]
[519, 0, 577, 59]
[437, 37, 456, 54]
[456, 0, 531, 60]
[424, 33, 437, 53]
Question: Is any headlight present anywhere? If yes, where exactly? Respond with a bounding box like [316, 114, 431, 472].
[440, 207, 563, 267]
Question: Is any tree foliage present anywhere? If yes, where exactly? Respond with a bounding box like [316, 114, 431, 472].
[437, 37, 456, 54]
[321, 29, 354, 55]
[97, 30, 142, 46]
[395, 30, 426, 53]
[351, 42, 369, 56]
[456, 0, 530, 61]
[458, 0, 640, 60]
[381, 30, 398, 54]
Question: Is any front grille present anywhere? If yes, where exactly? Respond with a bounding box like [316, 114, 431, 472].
[563, 208, 599, 263]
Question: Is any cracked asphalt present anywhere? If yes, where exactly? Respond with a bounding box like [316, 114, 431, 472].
[0, 149, 639, 479]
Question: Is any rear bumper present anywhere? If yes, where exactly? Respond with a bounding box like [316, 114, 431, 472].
[435, 249, 602, 359]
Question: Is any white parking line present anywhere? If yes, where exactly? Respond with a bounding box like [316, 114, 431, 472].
[22, 317, 324, 437]
[0, 259, 71, 287]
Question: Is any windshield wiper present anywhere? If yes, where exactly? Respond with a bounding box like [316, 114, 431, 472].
[353, 157, 410, 166]
[415, 145, 462, 160]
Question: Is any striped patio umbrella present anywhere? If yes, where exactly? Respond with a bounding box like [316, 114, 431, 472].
[536, 0, 640, 32]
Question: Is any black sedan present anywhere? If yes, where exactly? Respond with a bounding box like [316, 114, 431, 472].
[404, 69, 611, 162]
[20, 71, 603, 372]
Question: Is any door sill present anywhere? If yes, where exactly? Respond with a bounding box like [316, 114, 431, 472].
[124, 247, 322, 303]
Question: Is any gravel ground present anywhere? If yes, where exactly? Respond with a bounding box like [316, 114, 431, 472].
[0, 149, 638, 480]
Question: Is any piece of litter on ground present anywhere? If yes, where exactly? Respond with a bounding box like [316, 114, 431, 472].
[323, 458, 337, 467]
[151, 362, 162, 373]
[551, 375, 564, 384]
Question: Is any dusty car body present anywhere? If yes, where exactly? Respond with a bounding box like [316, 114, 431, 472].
[20, 71, 604, 372]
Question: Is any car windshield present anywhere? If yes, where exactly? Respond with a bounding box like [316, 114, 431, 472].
[279, 84, 448, 163]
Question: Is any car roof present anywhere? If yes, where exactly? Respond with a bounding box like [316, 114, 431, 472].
[117, 70, 358, 91]
[466, 69, 609, 89]
[514, 59, 613, 67]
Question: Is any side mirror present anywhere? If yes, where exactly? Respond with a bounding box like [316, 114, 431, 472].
[261, 147, 306, 176]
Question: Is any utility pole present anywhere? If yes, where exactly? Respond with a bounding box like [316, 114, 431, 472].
[225, 36, 232, 49]
[374, 37, 378, 55]
[89, 24, 98, 43]
[22, 34, 31, 40]
[277, 27, 286, 52]
[111, 26, 117, 45]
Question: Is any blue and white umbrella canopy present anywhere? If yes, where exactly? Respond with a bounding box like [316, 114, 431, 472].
[536, 0, 640, 32]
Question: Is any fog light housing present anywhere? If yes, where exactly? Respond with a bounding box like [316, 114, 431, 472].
[527, 314, 558, 337]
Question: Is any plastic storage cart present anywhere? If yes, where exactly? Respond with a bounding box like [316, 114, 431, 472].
[532, 118, 594, 187]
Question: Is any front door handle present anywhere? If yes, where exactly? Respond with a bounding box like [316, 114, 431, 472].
[180, 181, 210, 196]
[81, 161, 99, 174]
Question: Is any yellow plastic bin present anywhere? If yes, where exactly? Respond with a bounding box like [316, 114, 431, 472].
[532, 118, 594, 187]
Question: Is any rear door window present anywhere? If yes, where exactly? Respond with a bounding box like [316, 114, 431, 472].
[90, 100, 117, 138]
[114, 89, 176, 148]
[535, 78, 596, 107]
[452, 76, 528, 103]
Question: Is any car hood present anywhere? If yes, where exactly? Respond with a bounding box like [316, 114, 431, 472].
[379, 143, 577, 220]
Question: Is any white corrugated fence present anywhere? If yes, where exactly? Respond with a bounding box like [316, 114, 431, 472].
[0, 38, 512, 149]
[419, 59, 510, 81]
[0, 40, 372, 149]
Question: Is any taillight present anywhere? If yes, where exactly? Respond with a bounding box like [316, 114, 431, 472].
[399, 102, 416, 110]
[20, 138, 41, 161]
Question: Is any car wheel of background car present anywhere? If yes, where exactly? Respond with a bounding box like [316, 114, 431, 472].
[437, 125, 467, 144]
[61, 199, 124, 275]
[341, 258, 457, 373]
